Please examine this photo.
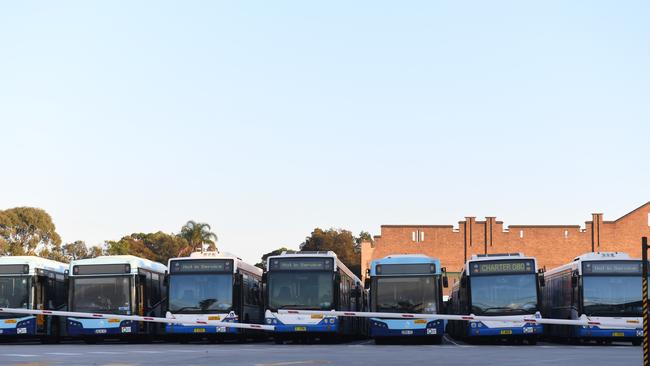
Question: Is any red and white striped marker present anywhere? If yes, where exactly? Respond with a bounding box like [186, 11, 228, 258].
[0, 307, 274, 331]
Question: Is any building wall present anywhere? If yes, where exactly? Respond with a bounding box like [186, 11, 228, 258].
[361, 202, 650, 294]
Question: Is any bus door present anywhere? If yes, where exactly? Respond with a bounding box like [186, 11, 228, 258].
[34, 274, 51, 334]
[136, 271, 149, 333]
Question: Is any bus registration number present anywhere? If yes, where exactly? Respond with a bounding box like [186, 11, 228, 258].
[500, 330, 513, 335]
[95, 329, 107, 334]
[194, 328, 206, 333]
[294, 326, 307, 332]
[401, 330, 414, 335]
[612, 332, 625, 337]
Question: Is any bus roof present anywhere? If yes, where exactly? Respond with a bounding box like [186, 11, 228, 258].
[544, 252, 637, 277]
[370, 254, 442, 276]
[267, 251, 361, 285]
[0, 256, 68, 275]
[69, 255, 167, 275]
[168, 251, 262, 276]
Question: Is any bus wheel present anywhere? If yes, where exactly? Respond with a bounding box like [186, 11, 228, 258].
[527, 338, 537, 345]
[428, 336, 443, 345]
[632, 340, 642, 346]
[374, 338, 388, 345]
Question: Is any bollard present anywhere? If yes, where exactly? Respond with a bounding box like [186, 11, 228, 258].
[643, 236, 648, 366]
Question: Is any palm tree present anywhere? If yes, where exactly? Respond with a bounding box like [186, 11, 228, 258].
[178, 220, 218, 256]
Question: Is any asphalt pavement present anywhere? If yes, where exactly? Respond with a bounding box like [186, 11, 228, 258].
[0, 338, 641, 366]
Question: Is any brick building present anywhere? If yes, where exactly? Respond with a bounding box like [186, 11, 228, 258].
[361, 202, 650, 294]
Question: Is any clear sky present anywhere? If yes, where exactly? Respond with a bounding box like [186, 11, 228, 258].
[1, 1, 648, 264]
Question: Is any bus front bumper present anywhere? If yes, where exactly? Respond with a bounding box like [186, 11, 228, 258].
[67, 318, 138, 336]
[0, 316, 36, 336]
[165, 324, 239, 334]
[467, 323, 543, 337]
[575, 326, 642, 339]
[370, 319, 443, 338]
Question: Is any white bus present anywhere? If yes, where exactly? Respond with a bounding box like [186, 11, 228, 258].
[264, 251, 365, 343]
[165, 251, 263, 341]
[447, 253, 544, 344]
[67, 255, 167, 341]
[0, 256, 67, 340]
[542, 252, 643, 345]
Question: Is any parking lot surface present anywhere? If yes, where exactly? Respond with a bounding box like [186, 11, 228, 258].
[0, 338, 641, 366]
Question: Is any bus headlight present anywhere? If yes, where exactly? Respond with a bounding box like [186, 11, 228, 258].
[637, 330, 644, 337]
[328, 318, 336, 324]
[266, 318, 272, 325]
[523, 327, 534, 334]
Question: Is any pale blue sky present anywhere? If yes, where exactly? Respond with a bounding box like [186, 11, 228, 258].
[1, 1, 648, 264]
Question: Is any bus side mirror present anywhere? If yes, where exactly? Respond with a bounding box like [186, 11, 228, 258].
[537, 269, 545, 287]
[262, 273, 267, 283]
[442, 276, 449, 288]
[163, 274, 169, 286]
[460, 277, 467, 288]
[352, 287, 361, 298]
[571, 272, 578, 288]
[364, 278, 370, 290]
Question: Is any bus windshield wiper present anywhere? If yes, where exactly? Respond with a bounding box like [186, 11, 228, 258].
[481, 307, 526, 314]
[279, 305, 321, 310]
[172, 306, 202, 312]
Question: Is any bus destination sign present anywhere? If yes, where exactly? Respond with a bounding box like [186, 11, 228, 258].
[170, 259, 233, 274]
[269, 258, 333, 271]
[376, 263, 436, 275]
[470, 259, 535, 275]
[583, 261, 642, 275]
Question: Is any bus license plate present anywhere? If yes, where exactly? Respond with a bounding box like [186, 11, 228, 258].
[612, 332, 625, 337]
[95, 329, 107, 334]
[401, 330, 414, 335]
[500, 330, 513, 335]
[295, 326, 307, 332]
[194, 328, 206, 333]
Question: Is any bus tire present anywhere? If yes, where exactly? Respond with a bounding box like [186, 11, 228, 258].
[632, 340, 642, 346]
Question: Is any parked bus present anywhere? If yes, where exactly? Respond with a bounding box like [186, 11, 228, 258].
[67, 255, 166, 342]
[367, 255, 448, 344]
[165, 251, 263, 341]
[447, 253, 543, 344]
[264, 251, 365, 343]
[0, 256, 67, 341]
[541, 252, 643, 345]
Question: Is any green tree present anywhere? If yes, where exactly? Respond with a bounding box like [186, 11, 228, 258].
[300, 228, 363, 277]
[105, 232, 188, 265]
[63, 240, 89, 260]
[355, 231, 374, 251]
[255, 247, 294, 270]
[0, 207, 62, 256]
[178, 220, 218, 255]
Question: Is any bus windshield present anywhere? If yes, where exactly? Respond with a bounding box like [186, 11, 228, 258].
[71, 276, 131, 315]
[374, 276, 438, 314]
[470, 274, 538, 315]
[583, 276, 642, 317]
[268, 271, 333, 311]
[0, 276, 30, 312]
[169, 274, 233, 313]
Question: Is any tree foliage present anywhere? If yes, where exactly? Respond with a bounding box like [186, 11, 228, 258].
[255, 247, 294, 270]
[300, 228, 367, 277]
[178, 220, 218, 256]
[0, 207, 62, 256]
[105, 232, 189, 265]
